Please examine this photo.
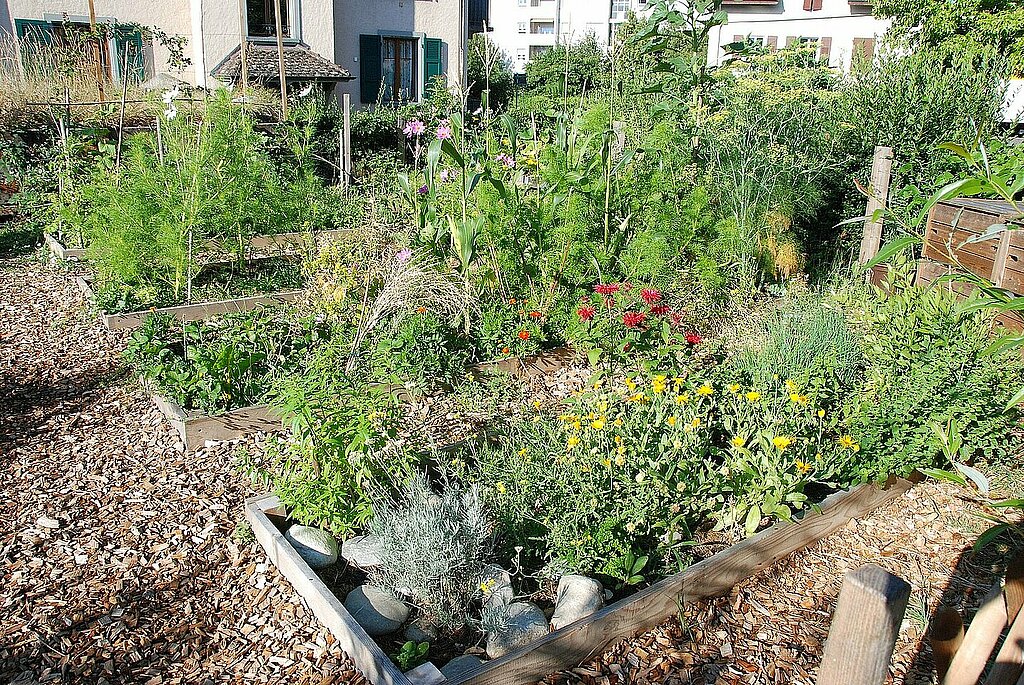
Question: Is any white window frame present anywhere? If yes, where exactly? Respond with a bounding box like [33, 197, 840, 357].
[244, 0, 301, 42]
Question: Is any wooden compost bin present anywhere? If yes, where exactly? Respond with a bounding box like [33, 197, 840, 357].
[246, 474, 917, 685]
[46, 228, 352, 262]
[917, 198, 1024, 329]
[76, 276, 304, 331]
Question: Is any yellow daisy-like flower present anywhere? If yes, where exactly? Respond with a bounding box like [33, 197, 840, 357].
[728, 383, 740, 394]
[772, 435, 793, 451]
[613, 417, 623, 427]
[517, 448, 527, 457]
[696, 383, 713, 396]
[675, 394, 690, 405]
[673, 377, 686, 389]
[817, 409, 826, 418]
[789, 393, 809, 406]
[745, 391, 761, 403]
[628, 393, 648, 404]
[591, 418, 606, 430]
[567, 436, 580, 449]
[652, 377, 668, 395]
[614, 435, 623, 445]
[615, 453, 626, 466]
[624, 377, 637, 392]
[795, 460, 811, 474]
[731, 435, 745, 448]
[667, 416, 678, 427]
[785, 379, 798, 392]
[572, 420, 582, 430]
[686, 417, 702, 432]
[495, 481, 507, 494]
[838, 435, 859, 451]
[602, 457, 612, 467]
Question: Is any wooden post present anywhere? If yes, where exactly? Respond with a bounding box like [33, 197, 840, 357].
[342, 93, 352, 188]
[88, 0, 106, 103]
[817, 564, 911, 685]
[858, 146, 894, 275]
[273, 0, 288, 117]
[930, 606, 964, 681]
[237, 0, 249, 97]
[942, 582, 1007, 685]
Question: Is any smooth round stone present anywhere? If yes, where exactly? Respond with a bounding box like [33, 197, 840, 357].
[284, 524, 339, 569]
[441, 655, 485, 680]
[345, 585, 410, 636]
[550, 575, 604, 630]
[485, 602, 549, 658]
[341, 534, 383, 570]
[403, 618, 439, 643]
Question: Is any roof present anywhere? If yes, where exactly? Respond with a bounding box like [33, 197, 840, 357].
[211, 43, 353, 84]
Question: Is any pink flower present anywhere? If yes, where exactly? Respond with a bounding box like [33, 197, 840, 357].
[577, 306, 596, 321]
[640, 288, 662, 305]
[594, 283, 619, 296]
[685, 332, 702, 345]
[650, 304, 669, 316]
[403, 119, 426, 138]
[436, 120, 453, 140]
[395, 248, 413, 263]
[496, 153, 515, 168]
[622, 311, 646, 328]
[439, 169, 453, 182]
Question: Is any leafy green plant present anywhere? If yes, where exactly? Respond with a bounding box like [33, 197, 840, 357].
[607, 551, 648, 591]
[392, 641, 430, 671]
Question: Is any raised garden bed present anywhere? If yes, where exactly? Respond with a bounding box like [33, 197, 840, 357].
[45, 228, 353, 262]
[245, 474, 918, 685]
[76, 276, 304, 331]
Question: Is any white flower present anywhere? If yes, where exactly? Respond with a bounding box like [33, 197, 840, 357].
[298, 83, 313, 98]
[161, 86, 180, 104]
[164, 104, 178, 120]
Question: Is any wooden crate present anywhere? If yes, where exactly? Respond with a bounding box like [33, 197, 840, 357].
[246, 475, 917, 685]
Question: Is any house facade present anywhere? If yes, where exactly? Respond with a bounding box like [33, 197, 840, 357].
[3, 0, 468, 104]
[487, 0, 650, 74]
[707, 0, 888, 71]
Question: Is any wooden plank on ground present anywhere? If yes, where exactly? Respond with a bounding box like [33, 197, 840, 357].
[245, 494, 413, 685]
[453, 475, 916, 685]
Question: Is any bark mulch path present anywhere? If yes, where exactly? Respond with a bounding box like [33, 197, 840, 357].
[1, 256, 368, 684]
[3, 254, 1021, 685]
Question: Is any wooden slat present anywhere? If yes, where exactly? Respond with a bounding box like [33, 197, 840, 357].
[943, 582, 1008, 685]
[245, 494, 413, 685]
[859, 146, 894, 268]
[99, 289, 305, 330]
[454, 476, 916, 685]
[931, 606, 965, 681]
[817, 565, 911, 685]
[984, 605, 1024, 685]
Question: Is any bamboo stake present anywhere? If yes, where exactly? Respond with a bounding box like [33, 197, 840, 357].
[155, 115, 165, 164]
[273, 0, 288, 117]
[88, 0, 106, 103]
[115, 42, 131, 172]
[342, 93, 352, 187]
[237, 0, 250, 97]
[985, 607, 1024, 685]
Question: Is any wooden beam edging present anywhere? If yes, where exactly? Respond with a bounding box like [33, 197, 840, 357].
[244, 493, 414, 685]
[150, 392, 281, 451]
[247, 475, 916, 685]
[44, 232, 87, 260]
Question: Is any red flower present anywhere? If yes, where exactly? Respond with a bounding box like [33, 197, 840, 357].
[650, 304, 669, 316]
[640, 288, 662, 304]
[594, 283, 620, 295]
[622, 311, 646, 328]
[577, 305, 596, 321]
[685, 331, 702, 345]
[529, 310, 542, 319]
[502, 346, 510, 354]
[518, 330, 530, 340]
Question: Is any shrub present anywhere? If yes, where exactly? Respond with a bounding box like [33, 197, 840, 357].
[367, 475, 491, 631]
[524, 35, 609, 101]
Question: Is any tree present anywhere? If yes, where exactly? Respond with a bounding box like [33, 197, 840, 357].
[524, 34, 610, 100]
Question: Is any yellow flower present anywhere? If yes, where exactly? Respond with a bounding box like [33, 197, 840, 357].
[533, 400, 541, 410]
[795, 460, 811, 474]
[597, 400, 608, 412]
[772, 435, 793, 451]
[613, 417, 623, 427]
[838, 435, 859, 451]
[652, 376, 668, 394]
[602, 457, 612, 467]
[517, 448, 527, 457]
[591, 418, 606, 430]
[817, 409, 826, 418]
[789, 393, 809, 406]
[624, 377, 637, 391]
[745, 391, 761, 403]
[696, 383, 713, 396]
[731, 435, 745, 448]
[495, 481, 507, 494]
[628, 393, 647, 404]
[567, 436, 580, 449]
[667, 416, 678, 427]
[593, 379, 604, 389]
[572, 420, 581, 430]
[675, 394, 689, 405]
[615, 453, 625, 466]
[728, 383, 740, 394]
[673, 377, 686, 389]
[614, 435, 622, 445]
[785, 379, 798, 392]
[690, 417, 702, 428]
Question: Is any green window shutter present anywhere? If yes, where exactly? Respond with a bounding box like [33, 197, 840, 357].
[359, 34, 382, 104]
[14, 19, 53, 69]
[423, 38, 444, 94]
[114, 28, 146, 84]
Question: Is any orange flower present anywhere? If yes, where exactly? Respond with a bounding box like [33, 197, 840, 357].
[529, 310, 541, 318]
[502, 346, 510, 354]
[509, 297, 517, 305]
[416, 306, 426, 314]
[518, 330, 530, 341]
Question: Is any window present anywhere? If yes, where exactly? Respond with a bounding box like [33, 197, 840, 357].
[359, 35, 444, 104]
[531, 0, 541, 6]
[518, 0, 527, 6]
[611, 0, 629, 19]
[516, 48, 527, 64]
[14, 18, 145, 83]
[529, 45, 550, 59]
[801, 0, 823, 10]
[852, 37, 875, 62]
[530, 20, 555, 34]
[246, 0, 296, 40]
[382, 37, 416, 103]
[517, 22, 527, 34]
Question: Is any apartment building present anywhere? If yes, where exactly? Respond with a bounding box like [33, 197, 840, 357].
[707, 0, 888, 71]
[487, 0, 649, 73]
[3, 0, 470, 104]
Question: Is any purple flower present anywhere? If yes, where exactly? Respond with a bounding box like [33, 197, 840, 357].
[436, 120, 452, 141]
[496, 153, 515, 169]
[417, 184, 429, 195]
[439, 169, 452, 182]
[403, 119, 425, 138]
[396, 248, 413, 264]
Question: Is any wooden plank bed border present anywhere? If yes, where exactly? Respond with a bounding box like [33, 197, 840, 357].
[46, 228, 352, 262]
[76, 276, 304, 331]
[247, 474, 917, 685]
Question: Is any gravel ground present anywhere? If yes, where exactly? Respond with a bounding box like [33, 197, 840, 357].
[3, 252, 1022, 685]
[1, 255, 368, 684]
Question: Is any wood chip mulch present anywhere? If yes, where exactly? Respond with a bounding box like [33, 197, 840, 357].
[1, 255, 368, 684]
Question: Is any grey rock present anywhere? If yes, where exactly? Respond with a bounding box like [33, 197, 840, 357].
[341, 534, 383, 570]
[404, 661, 444, 685]
[485, 602, 549, 658]
[284, 524, 338, 569]
[479, 563, 513, 608]
[403, 618, 438, 643]
[441, 655, 485, 681]
[344, 585, 410, 636]
[550, 575, 604, 630]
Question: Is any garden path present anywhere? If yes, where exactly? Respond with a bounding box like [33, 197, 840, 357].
[1, 256, 368, 684]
